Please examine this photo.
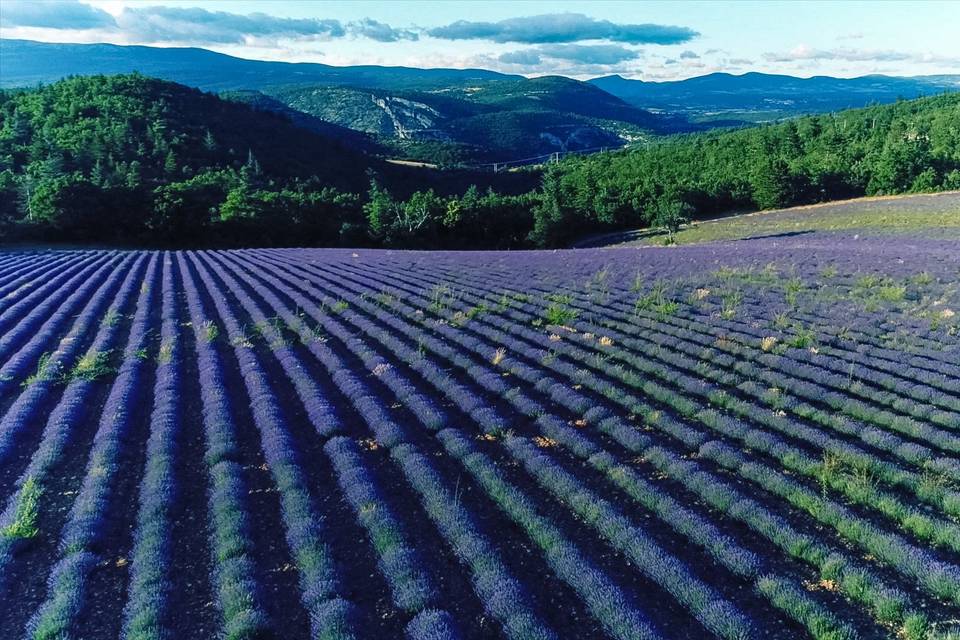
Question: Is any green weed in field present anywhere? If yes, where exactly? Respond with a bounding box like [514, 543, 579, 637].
[23, 353, 60, 387]
[202, 320, 219, 342]
[70, 350, 115, 381]
[543, 293, 578, 326]
[1, 477, 42, 539]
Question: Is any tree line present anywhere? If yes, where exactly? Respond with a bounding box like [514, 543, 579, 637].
[528, 91, 960, 245]
[1, 74, 958, 248]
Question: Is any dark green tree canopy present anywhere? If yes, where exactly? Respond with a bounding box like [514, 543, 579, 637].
[1, 74, 957, 248]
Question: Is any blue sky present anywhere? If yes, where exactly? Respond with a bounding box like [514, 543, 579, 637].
[1, 0, 958, 80]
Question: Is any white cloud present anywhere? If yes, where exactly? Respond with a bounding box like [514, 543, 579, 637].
[348, 18, 418, 42]
[500, 43, 642, 66]
[0, 0, 115, 29]
[0, 2, 419, 46]
[427, 13, 697, 45]
[764, 44, 959, 65]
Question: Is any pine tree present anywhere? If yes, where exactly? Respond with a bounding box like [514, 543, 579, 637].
[203, 129, 217, 152]
[751, 157, 792, 209]
[163, 150, 177, 175]
[529, 169, 568, 247]
[245, 150, 261, 176]
[90, 159, 106, 186]
[363, 180, 395, 239]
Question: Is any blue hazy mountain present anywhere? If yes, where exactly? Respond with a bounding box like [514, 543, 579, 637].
[0, 39, 674, 162]
[6, 38, 956, 160]
[589, 72, 960, 124]
[0, 38, 514, 91]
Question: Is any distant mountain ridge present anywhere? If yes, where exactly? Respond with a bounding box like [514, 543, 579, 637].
[589, 72, 960, 124]
[5, 38, 958, 161]
[0, 38, 516, 91]
[264, 76, 670, 163]
[0, 38, 671, 163]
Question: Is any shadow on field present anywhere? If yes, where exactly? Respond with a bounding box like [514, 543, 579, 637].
[731, 230, 816, 242]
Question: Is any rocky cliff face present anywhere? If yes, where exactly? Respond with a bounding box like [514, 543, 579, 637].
[369, 95, 449, 140]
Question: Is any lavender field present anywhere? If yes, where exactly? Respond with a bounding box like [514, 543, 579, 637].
[1, 236, 959, 640]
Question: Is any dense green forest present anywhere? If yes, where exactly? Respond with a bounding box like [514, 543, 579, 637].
[260, 75, 664, 164]
[0, 74, 535, 246]
[1, 74, 958, 248]
[531, 92, 960, 245]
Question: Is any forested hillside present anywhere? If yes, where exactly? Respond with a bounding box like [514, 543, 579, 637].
[0, 74, 382, 241]
[260, 75, 667, 164]
[1, 40, 673, 165]
[0, 74, 535, 246]
[1, 74, 958, 248]
[590, 72, 960, 125]
[219, 89, 386, 155]
[530, 92, 960, 245]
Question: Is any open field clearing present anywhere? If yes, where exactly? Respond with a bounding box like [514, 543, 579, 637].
[0, 237, 959, 639]
[579, 191, 960, 247]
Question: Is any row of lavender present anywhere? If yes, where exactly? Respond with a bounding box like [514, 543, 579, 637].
[270, 249, 960, 632]
[0, 244, 957, 640]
